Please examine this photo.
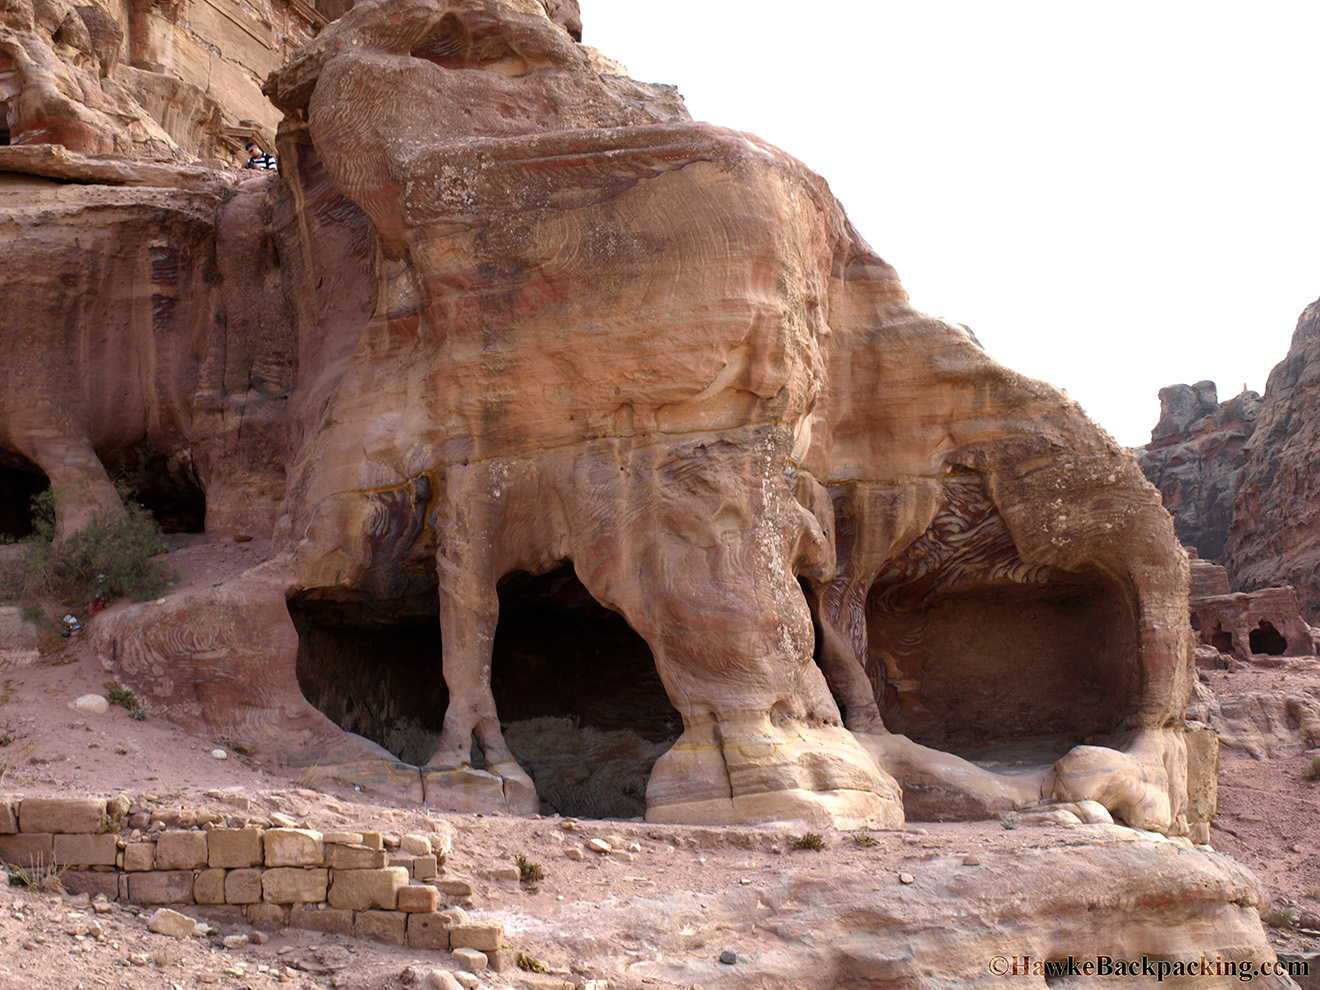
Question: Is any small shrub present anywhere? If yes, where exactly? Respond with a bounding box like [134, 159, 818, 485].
[7, 859, 66, 894]
[4, 486, 174, 608]
[792, 832, 826, 851]
[1001, 818, 1019, 830]
[0, 721, 12, 746]
[0, 736, 36, 785]
[1304, 756, 1320, 781]
[516, 854, 545, 886]
[516, 952, 550, 974]
[854, 831, 879, 848]
[106, 684, 148, 719]
[18, 604, 43, 623]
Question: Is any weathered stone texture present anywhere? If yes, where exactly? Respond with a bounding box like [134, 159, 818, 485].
[354, 909, 407, 945]
[0, 832, 54, 866]
[324, 842, 387, 870]
[290, 904, 354, 934]
[397, 884, 439, 913]
[53, 833, 119, 867]
[264, 828, 324, 867]
[208, 828, 264, 868]
[450, 921, 504, 952]
[3, 0, 1204, 839]
[123, 843, 155, 872]
[19, 798, 105, 834]
[1228, 299, 1320, 620]
[225, 868, 263, 904]
[0, 798, 17, 834]
[154, 831, 209, 870]
[405, 911, 450, 951]
[262, 867, 329, 903]
[194, 868, 228, 905]
[1137, 381, 1260, 561]
[327, 866, 407, 911]
[130, 870, 197, 904]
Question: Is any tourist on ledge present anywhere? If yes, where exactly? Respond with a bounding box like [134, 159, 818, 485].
[244, 141, 276, 170]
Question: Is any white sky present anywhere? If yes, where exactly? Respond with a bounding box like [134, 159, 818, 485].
[582, 2, 1320, 446]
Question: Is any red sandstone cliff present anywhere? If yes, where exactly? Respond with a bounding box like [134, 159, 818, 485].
[1227, 299, 1320, 620]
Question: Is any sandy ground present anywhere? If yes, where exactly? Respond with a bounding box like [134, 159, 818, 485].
[1, 578, 1319, 989]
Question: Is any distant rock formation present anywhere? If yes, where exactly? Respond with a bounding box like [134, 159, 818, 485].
[1135, 381, 1260, 562]
[1227, 299, 1320, 620]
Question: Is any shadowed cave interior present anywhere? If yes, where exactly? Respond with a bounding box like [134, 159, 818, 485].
[292, 563, 682, 819]
[0, 462, 46, 540]
[867, 572, 1140, 762]
[1249, 620, 1287, 656]
[858, 475, 1141, 766]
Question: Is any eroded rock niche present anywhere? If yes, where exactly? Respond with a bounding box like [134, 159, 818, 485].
[293, 563, 681, 819]
[864, 477, 1139, 757]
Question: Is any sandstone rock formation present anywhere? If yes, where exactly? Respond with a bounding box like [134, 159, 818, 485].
[1228, 299, 1320, 619]
[0, 0, 326, 161]
[1136, 381, 1261, 562]
[3, 0, 1206, 834]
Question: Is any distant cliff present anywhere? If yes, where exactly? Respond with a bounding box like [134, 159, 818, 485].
[1226, 299, 1320, 619]
[1135, 381, 1260, 562]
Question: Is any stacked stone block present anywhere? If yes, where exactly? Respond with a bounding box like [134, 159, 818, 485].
[0, 795, 508, 960]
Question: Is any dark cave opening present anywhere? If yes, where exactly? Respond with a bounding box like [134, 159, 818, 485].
[1210, 623, 1234, 654]
[292, 562, 680, 818]
[867, 571, 1139, 759]
[492, 564, 681, 819]
[101, 449, 207, 534]
[0, 464, 47, 540]
[1249, 619, 1287, 656]
[291, 599, 448, 767]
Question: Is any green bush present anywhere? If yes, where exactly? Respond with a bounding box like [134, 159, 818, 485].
[1304, 755, 1320, 782]
[516, 854, 545, 886]
[2, 487, 174, 607]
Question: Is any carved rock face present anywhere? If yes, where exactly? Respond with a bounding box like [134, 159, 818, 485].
[253, 0, 1197, 828]
[1, 0, 1204, 831]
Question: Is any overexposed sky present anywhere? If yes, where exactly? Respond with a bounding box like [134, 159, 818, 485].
[582, 2, 1320, 446]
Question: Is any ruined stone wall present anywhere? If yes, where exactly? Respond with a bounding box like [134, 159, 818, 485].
[0, 793, 519, 963]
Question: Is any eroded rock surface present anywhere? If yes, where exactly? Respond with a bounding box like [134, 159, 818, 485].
[6, 0, 1204, 834]
[1136, 381, 1261, 562]
[1228, 299, 1320, 620]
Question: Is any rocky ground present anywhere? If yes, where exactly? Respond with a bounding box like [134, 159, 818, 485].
[1, 579, 1319, 989]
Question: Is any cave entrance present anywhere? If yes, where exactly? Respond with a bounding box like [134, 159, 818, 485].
[1249, 619, 1287, 656]
[867, 571, 1139, 761]
[0, 463, 47, 540]
[291, 562, 681, 819]
[492, 563, 680, 820]
[100, 449, 207, 534]
[861, 476, 1140, 763]
[1210, 623, 1233, 654]
[291, 598, 448, 766]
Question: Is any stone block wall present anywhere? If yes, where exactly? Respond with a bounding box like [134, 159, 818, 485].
[0, 794, 513, 969]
